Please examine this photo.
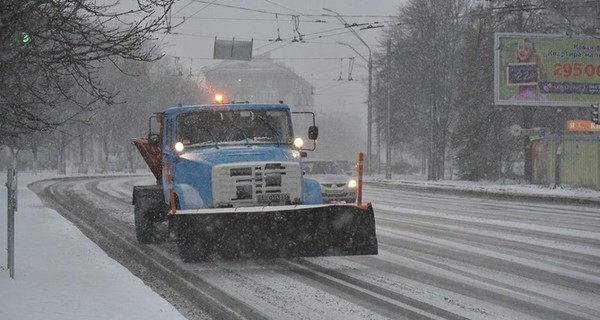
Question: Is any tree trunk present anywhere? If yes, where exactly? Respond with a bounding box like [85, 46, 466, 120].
[58, 132, 67, 175]
[103, 138, 109, 173]
[79, 134, 86, 174]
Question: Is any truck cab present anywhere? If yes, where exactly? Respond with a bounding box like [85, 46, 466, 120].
[159, 102, 322, 210]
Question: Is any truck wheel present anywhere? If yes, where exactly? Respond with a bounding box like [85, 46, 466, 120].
[134, 196, 166, 244]
[134, 197, 157, 244]
[132, 185, 168, 244]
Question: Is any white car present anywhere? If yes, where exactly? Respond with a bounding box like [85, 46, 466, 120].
[302, 159, 357, 203]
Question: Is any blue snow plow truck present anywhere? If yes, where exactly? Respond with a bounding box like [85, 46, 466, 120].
[132, 101, 377, 261]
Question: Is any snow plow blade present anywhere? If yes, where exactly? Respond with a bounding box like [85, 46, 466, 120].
[171, 203, 378, 261]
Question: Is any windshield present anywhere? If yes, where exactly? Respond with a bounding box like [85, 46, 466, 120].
[304, 161, 345, 175]
[176, 109, 292, 146]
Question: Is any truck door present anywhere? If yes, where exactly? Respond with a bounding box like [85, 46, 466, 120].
[162, 117, 175, 188]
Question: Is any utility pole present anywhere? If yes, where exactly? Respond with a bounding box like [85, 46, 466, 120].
[385, 39, 392, 179]
[6, 147, 18, 279]
[324, 8, 373, 176]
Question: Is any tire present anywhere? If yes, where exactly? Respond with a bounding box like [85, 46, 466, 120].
[134, 196, 156, 244]
[133, 185, 167, 244]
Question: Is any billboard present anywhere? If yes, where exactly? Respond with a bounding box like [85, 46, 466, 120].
[495, 33, 600, 107]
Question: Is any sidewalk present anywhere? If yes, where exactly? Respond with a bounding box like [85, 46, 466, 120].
[0, 171, 187, 320]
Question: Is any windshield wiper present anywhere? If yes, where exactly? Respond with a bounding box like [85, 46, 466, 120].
[229, 124, 250, 147]
[256, 116, 281, 145]
[189, 125, 219, 149]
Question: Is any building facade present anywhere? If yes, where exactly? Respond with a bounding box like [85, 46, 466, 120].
[202, 54, 314, 111]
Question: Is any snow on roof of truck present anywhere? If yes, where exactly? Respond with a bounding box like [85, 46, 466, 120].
[164, 102, 290, 116]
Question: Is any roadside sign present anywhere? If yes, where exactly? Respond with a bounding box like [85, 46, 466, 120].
[495, 33, 600, 107]
[566, 120, 600, 132]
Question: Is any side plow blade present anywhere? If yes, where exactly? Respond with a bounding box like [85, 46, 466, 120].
[171, 204, 378, 261]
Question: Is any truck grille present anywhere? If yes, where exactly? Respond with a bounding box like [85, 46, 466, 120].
[212, 162, 302, 207]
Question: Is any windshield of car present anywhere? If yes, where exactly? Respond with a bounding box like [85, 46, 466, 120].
[176, 109, 292, 147]
[303, 161, 346, 175]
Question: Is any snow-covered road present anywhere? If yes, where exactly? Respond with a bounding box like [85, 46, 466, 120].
[365, 186, 600, 319]
[12, 175, 600, 319]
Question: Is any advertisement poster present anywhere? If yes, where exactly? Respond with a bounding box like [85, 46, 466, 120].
[495, 33, 600, 107]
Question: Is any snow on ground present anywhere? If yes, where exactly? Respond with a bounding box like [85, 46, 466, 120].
[366, 174, 600, 203]
[1, 170, 598, 320]
[0, 171, 187, 320]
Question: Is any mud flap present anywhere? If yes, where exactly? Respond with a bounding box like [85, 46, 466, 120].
[171, 204, 378, 261]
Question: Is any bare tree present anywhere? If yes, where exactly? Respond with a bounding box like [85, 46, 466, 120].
[542, 0, 600, 36]
[88, 55, 206, 173]
[0, 0, 175, 139]
[450, 0, 597, 182]
[374, 0, 470, 180]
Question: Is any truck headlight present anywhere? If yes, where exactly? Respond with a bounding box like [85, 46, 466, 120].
[347, 179, 357, 188]
[294, 137, 304, 148]
[175, 141, 185, 152]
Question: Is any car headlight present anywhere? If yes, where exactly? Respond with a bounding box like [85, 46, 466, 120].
[347, 179, 357, 188]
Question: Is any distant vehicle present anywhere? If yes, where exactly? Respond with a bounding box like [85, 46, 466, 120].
[303, 159, 357, 203]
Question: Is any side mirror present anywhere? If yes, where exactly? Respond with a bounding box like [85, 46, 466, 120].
[148, 133, 161, 147]
[308, 126, 319, 140]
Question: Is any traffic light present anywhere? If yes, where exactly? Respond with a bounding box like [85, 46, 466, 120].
[21, 32, 31, 44]
[591, 103, 600, 125]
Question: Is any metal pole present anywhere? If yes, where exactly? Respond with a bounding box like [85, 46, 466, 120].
[325, 8, 373, 175]
[8, 169, 15, 279]
[385, 39, 392, 179]
[367, 53, 372, 176]
[6, 168, 11, 270]
[357, 152, 364, 206]
[337, 42, 373, 177]
[7, 150, 17, 279]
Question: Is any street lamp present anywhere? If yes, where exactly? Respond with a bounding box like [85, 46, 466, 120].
[324, 8, 373, 176]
